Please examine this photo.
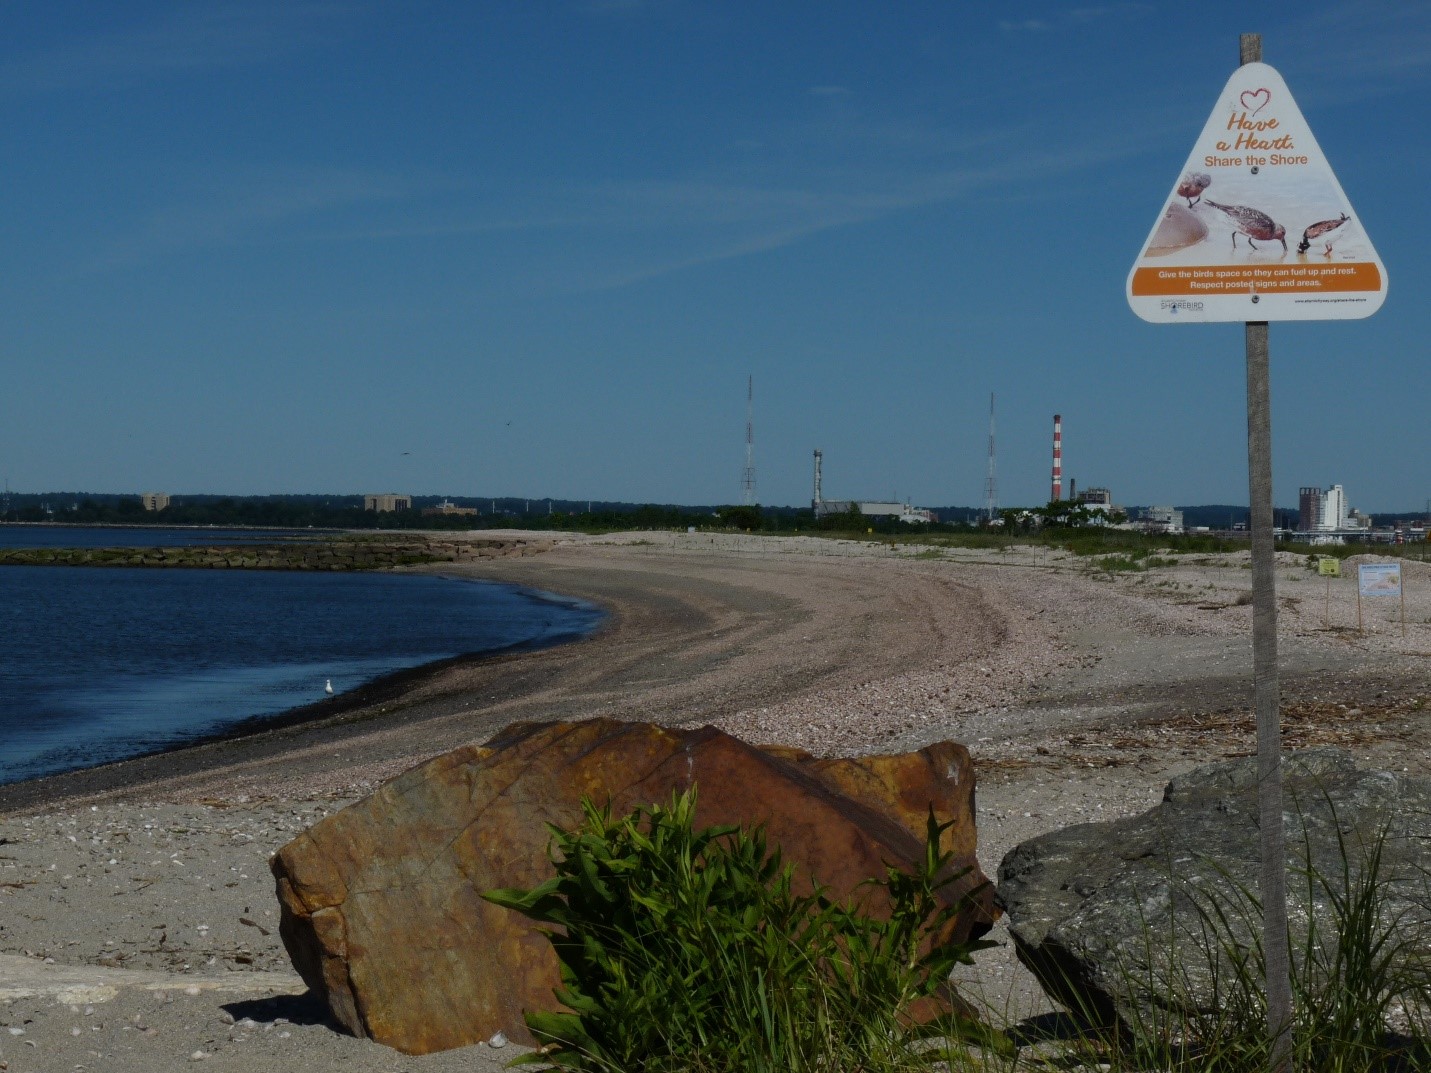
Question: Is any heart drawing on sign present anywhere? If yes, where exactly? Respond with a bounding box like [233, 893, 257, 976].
[1240, 88, 1271, 115]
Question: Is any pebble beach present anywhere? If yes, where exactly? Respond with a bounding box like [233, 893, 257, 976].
[1, 532, 1426, 1070]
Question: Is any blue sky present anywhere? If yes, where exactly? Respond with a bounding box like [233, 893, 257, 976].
[2, 2, 1426, 511]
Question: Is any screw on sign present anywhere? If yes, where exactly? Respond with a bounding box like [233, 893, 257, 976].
[1126, 33, 1388, 1073]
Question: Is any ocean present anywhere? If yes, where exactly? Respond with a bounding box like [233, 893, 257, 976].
[0, 527, 602, 785]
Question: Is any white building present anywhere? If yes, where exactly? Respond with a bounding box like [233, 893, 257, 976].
[1299, 484, 1351, 531]
[1322, 484, 1348, 530]
[1136, 505, 1184, 533]
[813, 499, 933, 524]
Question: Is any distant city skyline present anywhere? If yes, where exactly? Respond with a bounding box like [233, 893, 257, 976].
[2, 3, 1427, 512]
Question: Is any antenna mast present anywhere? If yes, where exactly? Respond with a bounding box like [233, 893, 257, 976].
[1051, 413, 1063, 502]
[983, 393, 997, 523]
[741, 375, 756, 506]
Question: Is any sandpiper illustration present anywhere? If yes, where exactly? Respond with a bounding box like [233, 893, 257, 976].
[1176, 172, 1211, 206]
[1205, 200, 1287, 251]
[1297, 212, 1350, 255]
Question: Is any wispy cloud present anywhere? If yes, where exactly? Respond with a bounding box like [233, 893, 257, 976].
[1280, 3, 1431, 90]
[87, 166, 433, 270]
[999, 4, 1150, 33]
[567, 136, 1143, 291]
[0, 3, 354, 96]
[999, 19, 1054, 33]
[577, 0, 680, 17]
[261, 97, 1146, 296]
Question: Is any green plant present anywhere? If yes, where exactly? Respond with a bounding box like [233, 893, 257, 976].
[1094, 554, 1148, 573]
[483, 789, 1006, 1072]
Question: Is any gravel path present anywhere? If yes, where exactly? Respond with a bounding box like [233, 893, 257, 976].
[1, 532, 1425, 1069]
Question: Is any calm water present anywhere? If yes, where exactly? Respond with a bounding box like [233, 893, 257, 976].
[0, 556, 602, 785]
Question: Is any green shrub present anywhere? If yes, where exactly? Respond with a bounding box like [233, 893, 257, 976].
[1095, 554, 1148, 573]
[483, 789, 1006, 1072]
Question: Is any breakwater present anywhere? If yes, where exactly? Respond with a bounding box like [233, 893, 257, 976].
[0, 536, 554, 571]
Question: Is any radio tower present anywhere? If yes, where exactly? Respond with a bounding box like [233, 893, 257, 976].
[983, 394, 997, 523]
[1051, 413, 1063, 502]
[741, 375, 756, 505]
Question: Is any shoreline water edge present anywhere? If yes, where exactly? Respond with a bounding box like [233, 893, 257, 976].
[0, 542, 607, 809]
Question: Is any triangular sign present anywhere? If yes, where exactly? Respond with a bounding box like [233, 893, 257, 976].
[1127, 62, 1387, 323]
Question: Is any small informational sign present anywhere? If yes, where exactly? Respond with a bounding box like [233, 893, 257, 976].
[1317, 557, 1341, 577]
[1128, 62, 1387, 323]
[1358, 563, 1403, 597]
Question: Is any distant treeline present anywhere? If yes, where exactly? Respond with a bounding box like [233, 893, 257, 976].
[0, 493, 1419, 534]
[0, 493, 851, 533]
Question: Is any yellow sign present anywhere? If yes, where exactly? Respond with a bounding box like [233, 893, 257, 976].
[1318, 557, 1341, 577]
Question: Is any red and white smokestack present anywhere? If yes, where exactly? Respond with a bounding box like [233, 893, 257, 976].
[1051, 414, 1063, 501]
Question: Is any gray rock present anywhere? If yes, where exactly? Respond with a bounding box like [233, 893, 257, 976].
[996, 749, 1431, 1031]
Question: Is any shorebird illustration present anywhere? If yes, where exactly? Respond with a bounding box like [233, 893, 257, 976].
[1298, 213, 1350, 255]
[1176, 172, 1211, 206]
[1205, 200, 1287, 251]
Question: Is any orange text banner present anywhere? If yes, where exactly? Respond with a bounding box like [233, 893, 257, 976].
[1131, 262, 1382, 296]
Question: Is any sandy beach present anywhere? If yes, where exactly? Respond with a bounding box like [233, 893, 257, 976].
[1, 532, 1427, 1071]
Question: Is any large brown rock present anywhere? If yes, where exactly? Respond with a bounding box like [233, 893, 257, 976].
[271, 719, 993, 1055]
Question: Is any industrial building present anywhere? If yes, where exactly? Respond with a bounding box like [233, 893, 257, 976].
[421, 500, 478, 517]
[140, 492, 170, 511]
[810, 450, 933, 524]
[1298, 484, 1353, 531]
[1295, 484, 1375, 543]
[363, 493, 412, 512]
[1132, 505, 1185, 533]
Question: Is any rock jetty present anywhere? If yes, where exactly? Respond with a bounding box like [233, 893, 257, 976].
[0, 536, 552, 571]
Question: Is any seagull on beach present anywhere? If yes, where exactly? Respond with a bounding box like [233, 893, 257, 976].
[325, 679, 334, 696]
[1298, 213, 1350, 255]
[1205, 200, 1287, 252]
[1176, 172, 1211, 206]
